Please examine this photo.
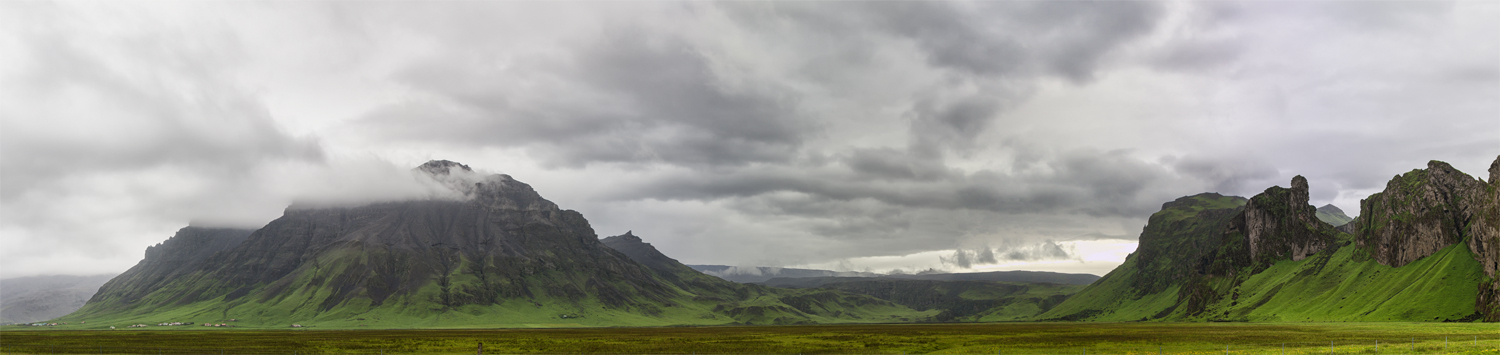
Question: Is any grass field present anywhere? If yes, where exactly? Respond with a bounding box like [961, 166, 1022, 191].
[2, 323, 1495, 354]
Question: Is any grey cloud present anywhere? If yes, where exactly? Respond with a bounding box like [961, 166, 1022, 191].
[940, 248, 977, 269]
[974, 247, 998, 264]
[851, 1, 1163, 81]
[908, 94, 1009, 155]
[1167, 155, 1280, 197]
[354, 23, 806, 168]
[618, 147, 1188, 220]
[996, 1, 1165, 82]
[941, 242, 1073, 269]
[1319, 1, 1453, 31]
[843, 147, 955, 181]
[999, 241, 1074, 262]
[0, 29, 323, 200]
[1149, 37, 1243, 72]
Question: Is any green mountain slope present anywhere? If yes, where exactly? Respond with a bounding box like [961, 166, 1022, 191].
[1315, 204, 1354, 227]
[1042, 157, 1500, 322]
[1038, 193, 1246, 321]
[55, 161, 928, 329]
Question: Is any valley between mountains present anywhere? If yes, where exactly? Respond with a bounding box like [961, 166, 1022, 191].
[25, 156, 1500, 329]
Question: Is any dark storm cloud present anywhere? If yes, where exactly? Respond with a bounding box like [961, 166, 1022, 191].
[351, 1, 1165, 167]
[354, 24, 805, 168]
[1166, 155, 1280, 197]
[843, 148, 955, 181]
[836, 1, 1163, 80]
[616, 148, 1183, 219]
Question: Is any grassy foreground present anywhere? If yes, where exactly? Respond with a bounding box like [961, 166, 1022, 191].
[1, 323, 1496, 354]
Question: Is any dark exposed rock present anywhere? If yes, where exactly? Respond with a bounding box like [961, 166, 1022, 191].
[1202, 176, 1337, 280]
[1351, 160, 1489, 268]
[1468, 157, 1500, 281]
[1232, 176, 1339, 265]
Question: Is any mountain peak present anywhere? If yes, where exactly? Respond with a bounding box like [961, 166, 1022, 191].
[416, 160, 473, 176]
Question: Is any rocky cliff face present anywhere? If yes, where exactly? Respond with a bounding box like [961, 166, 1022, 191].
[1222, 176, 1339, 268]
[1468, 157, 1500, 321]
[1351, 160, 1492, 268]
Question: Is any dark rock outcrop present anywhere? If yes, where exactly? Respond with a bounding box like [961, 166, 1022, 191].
[1218, 176, 1338, 272]
[1351, 160, 1491, 268]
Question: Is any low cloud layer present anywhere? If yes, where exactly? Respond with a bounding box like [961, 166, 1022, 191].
[2, 1, 1496, 278]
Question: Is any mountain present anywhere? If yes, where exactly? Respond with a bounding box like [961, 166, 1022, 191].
[57, 160, 926, 328]
[688, 265, 880, 283]
[1314, 204, 1354, 227]
[1345, 159, 1500, 321]
[1, 274, 116, 324]
[1040, 157, 1499, 322]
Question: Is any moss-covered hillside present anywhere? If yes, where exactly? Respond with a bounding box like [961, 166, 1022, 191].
[1041, 156, 1500, 322]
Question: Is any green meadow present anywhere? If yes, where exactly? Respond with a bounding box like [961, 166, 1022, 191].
[2, 323, 1495, 354]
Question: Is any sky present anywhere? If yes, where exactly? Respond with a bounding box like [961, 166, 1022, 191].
[2, 1, 1497, 279]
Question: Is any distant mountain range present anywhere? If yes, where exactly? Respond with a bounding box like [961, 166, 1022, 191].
[691, 266, 1100, 321]
[687, 265, 881, 283]
[689, 265, 1099, 285]
[12, 156, 1497, 329]
[1, 274, 115, 324]
[1314, 204, 1354, 227]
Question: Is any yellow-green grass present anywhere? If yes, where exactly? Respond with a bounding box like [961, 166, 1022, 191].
[2, 323, 1495, 354]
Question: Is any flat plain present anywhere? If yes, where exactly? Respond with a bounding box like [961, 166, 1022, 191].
[2, 322, 1496, 354]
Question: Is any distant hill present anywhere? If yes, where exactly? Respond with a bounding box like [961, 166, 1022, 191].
[53, 161, 928, 329]
[886, 270, 1100, 285]
[1314, 204, 1354, 227]
[0, 274, 116, 324]
[688, 265, 879, 283]
[740, 267, 1097, 322]
[759, 278, 1083, 322]
[602, 232, 929, 325]
[1040, 156, 1500, 322]
[692, 266, 1098, 285]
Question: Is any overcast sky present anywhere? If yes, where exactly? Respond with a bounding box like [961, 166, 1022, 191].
[2, 1, 1497, 279]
